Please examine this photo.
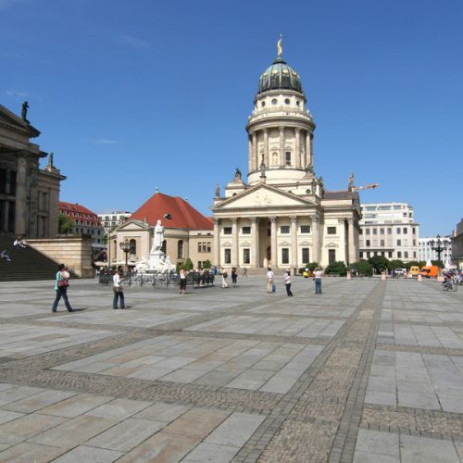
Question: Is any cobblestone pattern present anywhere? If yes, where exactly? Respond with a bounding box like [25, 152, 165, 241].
[361, 405, 463, 441]
[234, 282, 385, 462]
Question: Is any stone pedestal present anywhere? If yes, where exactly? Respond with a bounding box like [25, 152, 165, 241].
[149, 250, 163, 270]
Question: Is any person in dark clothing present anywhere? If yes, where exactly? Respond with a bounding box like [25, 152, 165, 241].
[52, 264, 73, 312]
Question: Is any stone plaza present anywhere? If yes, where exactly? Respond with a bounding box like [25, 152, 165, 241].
[0, 276, 462, 462]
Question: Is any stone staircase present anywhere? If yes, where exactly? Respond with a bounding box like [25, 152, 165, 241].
[0, 236, 67, 281]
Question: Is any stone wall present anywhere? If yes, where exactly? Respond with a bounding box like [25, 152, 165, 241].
[27, 236, 94, 278]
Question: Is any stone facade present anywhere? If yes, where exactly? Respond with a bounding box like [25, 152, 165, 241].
[451, 219, 463, 269]
[0, 103, 65, 239]
[212, 50, 360, 270]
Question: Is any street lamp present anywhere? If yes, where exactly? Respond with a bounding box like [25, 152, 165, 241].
[429, 234, 448, 265]
[119, 239, 131, 273]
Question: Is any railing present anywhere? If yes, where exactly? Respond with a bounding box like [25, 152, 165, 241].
[99, 271, 215, 289]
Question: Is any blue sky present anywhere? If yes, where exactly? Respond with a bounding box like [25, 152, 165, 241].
[2, 0, 462, 237]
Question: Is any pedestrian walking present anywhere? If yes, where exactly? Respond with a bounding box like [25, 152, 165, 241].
[284, 270, 293, 296]
[179, 267, 187, 294]
[231, 267, 238, 286]
[267, 267, 274, 293]
[52, 264, 74, 312]
[221, 268, 229, 288]
[314, 267, 323, 294]
[113, 266, 125, 309]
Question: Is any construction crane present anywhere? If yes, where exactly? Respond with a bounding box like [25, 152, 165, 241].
[352, 183, 379, 191]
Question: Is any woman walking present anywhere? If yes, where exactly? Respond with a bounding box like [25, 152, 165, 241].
[284, 270, 293, 296]
[52, 264, 73, 312]
[113, 267, 126, 309]
[179, 267, 187, 294]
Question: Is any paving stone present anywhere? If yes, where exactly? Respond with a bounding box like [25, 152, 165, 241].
[52, 445, 124, 463]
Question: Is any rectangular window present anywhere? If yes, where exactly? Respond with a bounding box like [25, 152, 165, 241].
[300, 225, 310, 234]
[387, 228, 392, 235]
[198, 242, 202, 253]
[366, 240, 371, 247]
[241, 226, 251, 235]
[328, 249, 336, 264]
[373, 229, 377, 235]
[397, 239, 401, 246]
[359, 229, 363, 235]
[206, 242, 211, 253]
[0, 169, 6, 194]
[397, 251, 402, 258]
[412, 228, 416, 235]
[403, 228, 408, 234]
[380, 240, 385, 247]
[280, 226, 290, 234]
[224, 248, 231, 264]
[396, 228, 401, 234]
[285, 151, 291, 166]
[404, 251, 409, 258]
[243, 248, 250, 264]
[366, 229, 370, 235]
[359, 251, 363, 258]
[282, 248, 289, 264]
[223, 227, 232, 235]
[380, 228, 385, 235]
[388, 252, 393, 258]
[327, 226, 337, 235]
[302, 248, 310, 263]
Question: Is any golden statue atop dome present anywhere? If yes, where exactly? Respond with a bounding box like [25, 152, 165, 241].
[277, 34, 283, 58]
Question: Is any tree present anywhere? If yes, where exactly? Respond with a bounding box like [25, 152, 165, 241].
[184, 257, 194, 271]
[388, 259, 404, 271]
[58, 214, 75, 234]
[350, 260, 373, 277]
[203, 260, 212, 269]
[306, 262, 319, 272]
[368, 256, 389, 274]
[325, 261, 347, 276]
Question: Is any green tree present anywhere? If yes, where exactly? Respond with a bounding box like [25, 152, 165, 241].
[184, 257, 194, 271]
[58, 214, 75, 234]
[388, 259, 404, 271]
[325, 261, 347, 276]
[307, 262, 319, 272]
[368, 256, 390, 274]
[350, 259, 373, 277]
[203, 260, 212, 269]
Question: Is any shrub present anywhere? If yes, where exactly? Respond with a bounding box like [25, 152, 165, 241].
[325, 261, 347, 276]
[350, 259, 373, 277]
[184, 257, 194, 271]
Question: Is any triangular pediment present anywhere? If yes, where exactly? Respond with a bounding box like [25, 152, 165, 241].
[0, 105, 40, 138]
[116, 218, 151, 232]
[212, 184, 314, 211]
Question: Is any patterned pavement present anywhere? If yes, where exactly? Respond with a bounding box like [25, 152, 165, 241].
[0, 275, 461, 462]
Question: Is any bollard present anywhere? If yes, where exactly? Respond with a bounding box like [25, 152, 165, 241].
[417, 274, 422, 282]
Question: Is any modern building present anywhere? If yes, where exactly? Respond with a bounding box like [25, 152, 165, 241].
[0, 103, 65, 239]
[59, 201, 105, 245]
[211, 43, 361, 271]
[110, 192, 213, 269]
[451, 218, 463, 269]
[359, 203, 419, 262]
[98, 211, 132, 235]
[419, 236, 452, 264]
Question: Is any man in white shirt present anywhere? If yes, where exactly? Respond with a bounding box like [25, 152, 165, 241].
[267, 267, 274, 293]
[314, 267, 323, 294]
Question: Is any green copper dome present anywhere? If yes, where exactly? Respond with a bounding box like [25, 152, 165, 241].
[258, 57, 303, 95]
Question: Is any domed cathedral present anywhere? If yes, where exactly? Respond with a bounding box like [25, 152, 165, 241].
[212, 38, 361, 271]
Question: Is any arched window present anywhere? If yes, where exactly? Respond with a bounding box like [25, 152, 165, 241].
[177, 240, 184, 259]
[129, 239, 136, 255]
[161, 239, 167, 254]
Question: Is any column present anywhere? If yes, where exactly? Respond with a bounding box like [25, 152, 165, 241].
[232, 218, 239, 267]
[252, 132, 258, 171]
[15, 157, 28, 235]
[264, 129, 269, 167]
[213, 218, 220, 268]
[290, 216, 298, 270]
[248, 136, 253, 173]
[279, 127, 285, 167]
[312, 215, 320, 263]
[295, 128, 301, 168]
[270, 216, 277, 268]
[348, 218, 357, 264]
[251, 217, 259, 267]
[309, 133, 314, 167]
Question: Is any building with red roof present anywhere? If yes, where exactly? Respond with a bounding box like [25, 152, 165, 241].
[109, 192, 213, 269]
[59, 201, 105, 245]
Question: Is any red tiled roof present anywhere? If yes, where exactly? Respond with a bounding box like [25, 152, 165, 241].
[130, 193, 213, 230]
[59, 201, 101, 225]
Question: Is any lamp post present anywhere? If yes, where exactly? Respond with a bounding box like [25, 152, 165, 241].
[120, 239, 131, 274]
[429, 234, 447, 266]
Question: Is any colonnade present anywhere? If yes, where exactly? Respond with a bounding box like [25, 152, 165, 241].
[248, 127, 313, 173]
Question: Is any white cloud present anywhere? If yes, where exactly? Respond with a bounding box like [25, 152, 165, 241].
[6, 90, 28, 98]
[95, 138, 119, 145]
[113, 34, 149, 49]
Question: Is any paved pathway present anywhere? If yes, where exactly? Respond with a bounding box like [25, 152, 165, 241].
[0, 275, 462, 462]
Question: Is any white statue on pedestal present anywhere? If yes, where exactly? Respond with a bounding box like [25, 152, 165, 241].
[151, 219, 164, 253]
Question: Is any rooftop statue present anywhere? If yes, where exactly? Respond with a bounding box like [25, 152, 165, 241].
[234, 168, 242, 181]
[21, 101, 29, 123]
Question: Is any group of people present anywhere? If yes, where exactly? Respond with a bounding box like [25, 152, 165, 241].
[221, 267, 238, 288]
[267, 266, 324, 297]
